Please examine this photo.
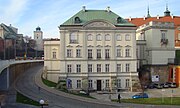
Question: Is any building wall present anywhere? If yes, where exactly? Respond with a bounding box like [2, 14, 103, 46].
[137, 21, 175, 66]
[44, 40, 60, 82]
[58, 21, 138, 91]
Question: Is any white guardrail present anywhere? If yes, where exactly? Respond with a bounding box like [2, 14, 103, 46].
[0, 60, 43, 74]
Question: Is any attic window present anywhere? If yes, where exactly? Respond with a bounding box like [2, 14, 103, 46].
[74, 17, 81, 23]
[117, 17, 121, 23]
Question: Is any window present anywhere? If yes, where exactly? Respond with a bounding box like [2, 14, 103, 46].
[125, 48, 130, 57]
[52, 52, 56, 59]
[67, 64, 72, 73]
[105, 49, 110, 59]
[105, 34, 110, 41]
[76, 64, 81, 73]
[88, 49, 92, 59]
[116, 34, 122, 41]
[75, 17, 81, 23]
[116, 49, 122, 57]
[125, 34, 130, 41]
[140, 32, 145, 40]
[125, 79, 130, 88]
[125, 63, 130, 72]
[105, 79, 109, 88]
[88, 80, 93, 88]
[97, 49, 101, 59]
[117, 17, 121, 23]
[117, 79, 121, 88]
[70, 32, 78, 43]
[161, 31, 166, 40]
[97, 64, 101, 72]
[161, 30, 168, 44]
[96, 34, 101, 41]
[178, 33, 180, 40]
[88, 64, 93, 73]
[117, 64, 121, 72]
[77, 80, 81, 88]
[76, 49, 81, 57]
[67, 49, 72, 57]
[87, 34, 93, 41]
[105, 64, 110, 72]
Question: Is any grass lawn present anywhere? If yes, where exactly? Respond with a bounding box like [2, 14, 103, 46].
[41, 78, 95, 99]
[16, 92, 40, 106]
[112, 97, 180, 105]
[41, 77, 57, 87]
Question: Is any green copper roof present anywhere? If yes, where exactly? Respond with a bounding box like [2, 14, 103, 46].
[61, 10, 135, 27]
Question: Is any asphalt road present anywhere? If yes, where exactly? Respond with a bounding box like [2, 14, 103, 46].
[13, 65, 180, 108]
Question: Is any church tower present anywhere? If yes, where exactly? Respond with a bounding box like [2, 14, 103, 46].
[34, 26, 43, 51]
[34, 26, 43, 40]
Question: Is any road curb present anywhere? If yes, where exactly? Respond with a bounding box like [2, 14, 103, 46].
[34, 68, 121, 107]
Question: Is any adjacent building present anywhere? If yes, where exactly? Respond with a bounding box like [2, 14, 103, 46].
[44, 7, 139, 91]
[128, 6, 179, 86]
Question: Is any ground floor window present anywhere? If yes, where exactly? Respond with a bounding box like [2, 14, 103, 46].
[125, 79, 130, 88]
[88, 80, 93, 88]
[117, 79, 121, 88]
[77, 80, 81, 88]
[105, 79, 109, 88]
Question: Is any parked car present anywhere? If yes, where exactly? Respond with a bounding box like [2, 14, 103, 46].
[167, 82, 177, 88]
[162, 83, 169, 88]
[132, 93, 149, 99]
[161, 83, 169, 88]
[148, 83, 156, 89]
[154, 83, 163, 89]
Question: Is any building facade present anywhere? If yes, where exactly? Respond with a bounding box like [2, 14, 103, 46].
[44, 7, 139, 91]
[129, 6, 177, 85]
[136, 21, 175, 83]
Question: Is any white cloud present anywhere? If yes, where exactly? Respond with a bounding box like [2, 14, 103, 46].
[2, 0, 29, 24]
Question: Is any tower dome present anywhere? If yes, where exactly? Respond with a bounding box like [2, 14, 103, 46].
[36, 26, 41, 31]
[164, 3, 171, 16]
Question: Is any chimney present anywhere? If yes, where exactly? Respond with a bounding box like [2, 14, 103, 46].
[143, 16, 146, 20]
[106, 6, 110, 12]
[129, 16, 131, 21]
[82, 6, 86, 12]
[171, 14, 174, 19]
[157, 15, 159, 19]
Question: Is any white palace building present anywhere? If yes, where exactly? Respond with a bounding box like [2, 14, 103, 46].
[44, 7, 139, 91]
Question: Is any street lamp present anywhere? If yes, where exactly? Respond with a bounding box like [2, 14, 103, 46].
[39, 99, 44, 108]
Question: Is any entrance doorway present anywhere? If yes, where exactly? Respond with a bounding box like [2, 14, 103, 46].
[97, 80, 101, 91]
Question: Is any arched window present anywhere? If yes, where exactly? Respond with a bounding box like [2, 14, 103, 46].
[116, 34, 122, 41]
[105, 34, 110, 41]
[87, 34, 93, 41]
[74, 17, 81, 23]
[96, 34, 102, 41]
[117, 17, 122, 23]
[70, 32, 78, 43]
[125, 34, 131, 41]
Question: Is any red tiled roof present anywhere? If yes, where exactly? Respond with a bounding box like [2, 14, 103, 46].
[127, 16, 180, 28]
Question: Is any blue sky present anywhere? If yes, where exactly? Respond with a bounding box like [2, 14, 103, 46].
[0, 0, 179, 38]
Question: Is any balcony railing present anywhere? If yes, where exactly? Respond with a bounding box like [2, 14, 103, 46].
[161, 39, 168, 45]
[70, 40, 78, 44]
